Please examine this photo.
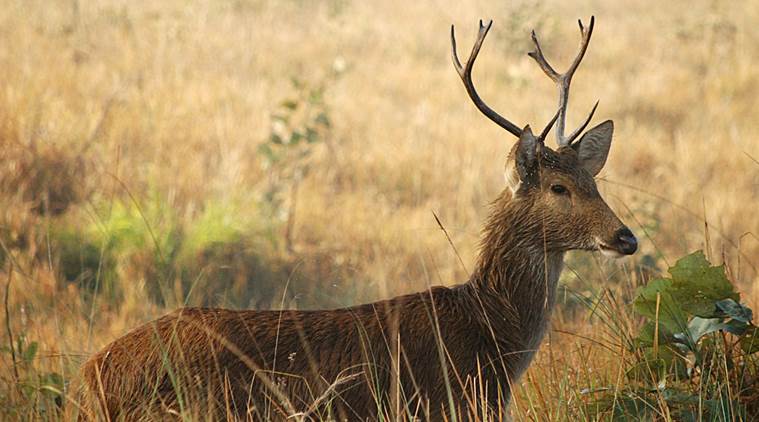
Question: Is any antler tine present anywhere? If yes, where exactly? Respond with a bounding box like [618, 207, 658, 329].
[528, 16, 597, 147]
[451, 20, 522, 138]
[565, 100, 599, 143]
[567, 17, 595, 77]
[538, 107, 561, 141]
[527, 30, 559, 82]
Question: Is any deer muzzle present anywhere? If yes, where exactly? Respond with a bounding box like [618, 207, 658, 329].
[598, 227, 637, 257]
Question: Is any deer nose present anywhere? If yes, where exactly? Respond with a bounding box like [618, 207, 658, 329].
[615, 227, 637, 255]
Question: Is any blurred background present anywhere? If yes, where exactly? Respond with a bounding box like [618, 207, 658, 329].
[0, 0, 757, 418]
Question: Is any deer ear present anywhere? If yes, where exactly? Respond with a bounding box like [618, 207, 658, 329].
[505, 126, 542, 193]
[572, 120, 613, 176]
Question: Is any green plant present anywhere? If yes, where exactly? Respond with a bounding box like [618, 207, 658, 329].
[53, 227, 118, 304]
[258, 76, 334, 253]
[175, 200, 283, 308]
[1, 333, 64, 419]
[589, 251, 759, 420]
[89, 197, 181, 305]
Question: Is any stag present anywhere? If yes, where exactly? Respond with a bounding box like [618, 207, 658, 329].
[79, 17, 637, 421]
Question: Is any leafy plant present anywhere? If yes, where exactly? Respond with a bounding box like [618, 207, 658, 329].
[174, 200, 283, 308]
[1, 334, 64, 418]
[52, 226, 118, 305]
[589, 251, 759, 420]
[258, 76, 335, 253]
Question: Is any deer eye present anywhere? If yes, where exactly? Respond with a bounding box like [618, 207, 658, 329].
[550, 184, 569, 195]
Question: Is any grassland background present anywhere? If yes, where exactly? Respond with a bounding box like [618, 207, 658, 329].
[0, 0, 758, 419]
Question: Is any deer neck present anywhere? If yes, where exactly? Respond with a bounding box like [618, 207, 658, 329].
[467, 190, 565, 357]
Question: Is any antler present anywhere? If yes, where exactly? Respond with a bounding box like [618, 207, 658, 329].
[528, 16, 598, 147]
[451, 20, 523, 138]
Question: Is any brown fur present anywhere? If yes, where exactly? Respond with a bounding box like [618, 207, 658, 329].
[78, 144, 631, 421]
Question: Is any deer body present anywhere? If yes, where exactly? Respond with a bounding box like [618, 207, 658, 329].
[80, 288, 486, 420]
[79, 17, 638, 420]
[80, 188, 570, 420]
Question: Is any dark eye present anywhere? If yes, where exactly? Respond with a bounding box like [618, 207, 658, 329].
[550, 184, 568, 195]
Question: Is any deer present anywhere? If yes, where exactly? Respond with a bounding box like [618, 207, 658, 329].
[78, 17, 637, 421]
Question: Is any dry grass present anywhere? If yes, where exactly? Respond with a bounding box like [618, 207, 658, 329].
[0, 0, 758, 420]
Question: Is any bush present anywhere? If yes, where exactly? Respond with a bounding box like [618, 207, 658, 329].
[0, 333, 64, 420]
[589, 251, 759, 420]
[53, 227, 117, 303]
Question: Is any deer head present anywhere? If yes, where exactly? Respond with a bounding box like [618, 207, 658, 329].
[451, 18, 637, 257]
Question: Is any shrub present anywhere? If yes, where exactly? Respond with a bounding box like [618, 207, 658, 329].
[0, 332, 64, 420]
[175, 200, 283, 308]
[589, 251, 759, 420]
[258, 76, 334, 253]
[52, 227, 117, 303]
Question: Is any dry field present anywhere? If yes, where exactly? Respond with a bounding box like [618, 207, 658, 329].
[1, 0, 758, 420]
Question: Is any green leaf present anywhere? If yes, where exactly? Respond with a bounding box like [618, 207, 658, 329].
[586, 391, 654, 420]
[626, 346, 688, 382]
[633, 277, 671, 315]
[687, 317, 726, 343]
[667, 251, 738, 317]
[308, 87, 324, 103]
[23, 341, 38, 362]
[41, 371, 64, 390]
[20, 383, 35, 397]
[280, 99, 298, 110]
[722, 319, 750, 336]
[715, 298, 753, 322]
[634, 278, 688, 333]
[315, 112, 331, 128]
[305, 127, 319, 143]
[289, 131, 303, 145]
[635, 321, 676, 348]
[257, 143, 278, 163]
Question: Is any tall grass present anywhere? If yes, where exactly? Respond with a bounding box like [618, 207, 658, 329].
[0, 0, 757, 420]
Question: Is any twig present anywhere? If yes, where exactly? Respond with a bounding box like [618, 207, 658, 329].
[79, 95, 117, 155]
[432, 211, 468, 275]
[288, 370, 362, 420]
[284, 175, 301, 255]
[551, 329, 620, 354]
[744, 151, 759, 167]
[5, 262, 18, 384]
